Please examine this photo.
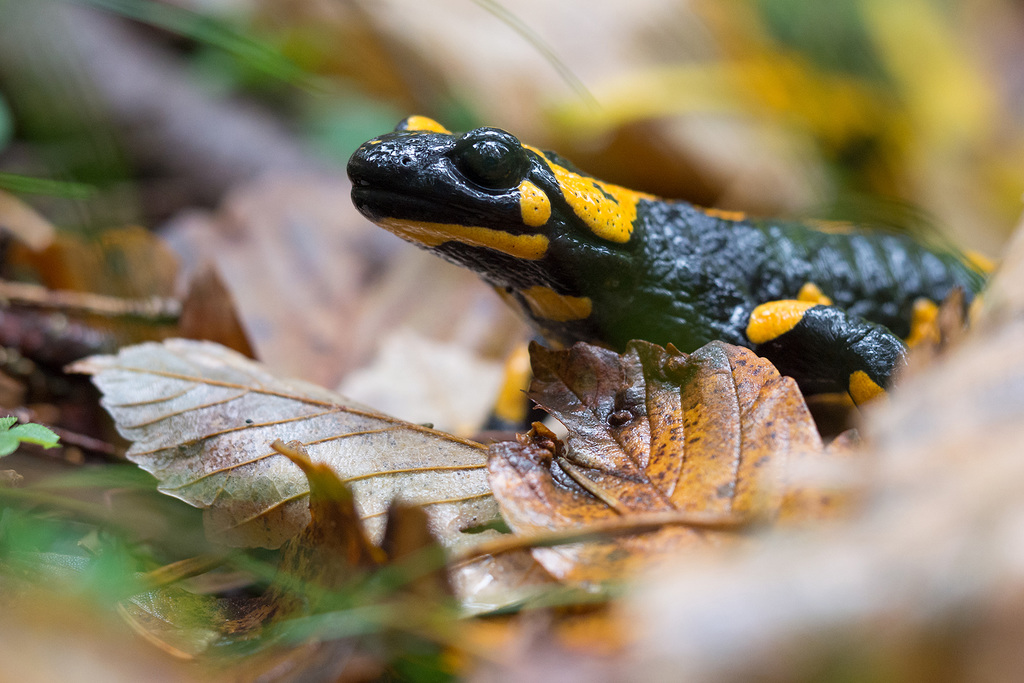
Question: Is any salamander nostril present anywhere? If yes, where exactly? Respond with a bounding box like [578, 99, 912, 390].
[400, 155, 413, 166]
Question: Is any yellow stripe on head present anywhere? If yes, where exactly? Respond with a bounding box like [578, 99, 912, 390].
[398, 116, 452, 134]
[526, 145, 654, 243]
[378, 217, 549, 260]
[518, 180, 551, 227]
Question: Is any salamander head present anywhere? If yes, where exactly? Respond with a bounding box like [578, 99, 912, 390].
[347, 116, 655, 341]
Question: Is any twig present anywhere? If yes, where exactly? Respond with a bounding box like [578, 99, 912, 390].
[452, 509, 752, 564]
[0, 279, 180, 321]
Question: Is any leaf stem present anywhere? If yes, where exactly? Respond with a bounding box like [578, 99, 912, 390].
[452, 509, 751, 564]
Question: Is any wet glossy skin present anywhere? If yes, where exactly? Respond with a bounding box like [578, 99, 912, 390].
[348, 117, 986, 401]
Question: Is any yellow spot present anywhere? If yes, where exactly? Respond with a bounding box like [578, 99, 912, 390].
[378, 218, 549, 260]
[526, 145, 654, 243]
[904, 297, 940, 348]
[746, 299, 817, 344]
[398, 116, 452, 134]
[848, 370, 886, 404]
[699, 206, 747, 222]
[806, 219, 855, 235]
[797, 282, 833, 306]
[968, 294, 985, 325]
[518, 180, 551, 227]
[492, 344, 532, 424]
[965, 249, 996, 274]
[520, 285, 593, 322]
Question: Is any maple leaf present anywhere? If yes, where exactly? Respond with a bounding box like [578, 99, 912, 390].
[486, 340, 853, 585]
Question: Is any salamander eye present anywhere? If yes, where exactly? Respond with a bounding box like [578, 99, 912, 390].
[453, 128, 530, 190]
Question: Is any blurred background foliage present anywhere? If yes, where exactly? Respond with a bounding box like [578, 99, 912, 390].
[0, 0, 1020, 253]
[0, 0, 1022, 677]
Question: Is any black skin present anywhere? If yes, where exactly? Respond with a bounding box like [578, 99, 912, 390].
[348, 121, 986, 397]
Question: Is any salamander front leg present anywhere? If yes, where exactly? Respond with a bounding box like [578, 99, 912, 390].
[745, 301, 906, 404]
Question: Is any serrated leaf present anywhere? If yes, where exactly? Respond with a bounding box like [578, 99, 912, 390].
[71, 339, 498, 549]
[487, 340, 849, 585]
[8, 423, 60, 448]
[0, 418, 60, 457]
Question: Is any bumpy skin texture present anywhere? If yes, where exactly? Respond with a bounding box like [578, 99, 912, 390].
[348, 118, 986, 400]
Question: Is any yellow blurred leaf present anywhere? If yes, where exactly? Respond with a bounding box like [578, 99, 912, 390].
[861, 0, 995, 145]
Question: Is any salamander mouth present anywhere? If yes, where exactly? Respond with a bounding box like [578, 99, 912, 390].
[350, 186, 448, 224]
[351, 185, 526, 236]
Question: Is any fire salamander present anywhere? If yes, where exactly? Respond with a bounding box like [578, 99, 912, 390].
[348, 116, 988, 404]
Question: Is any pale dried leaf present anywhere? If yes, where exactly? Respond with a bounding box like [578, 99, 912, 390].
[338, 328, 504, 436]
[163, 176, 526, 389]
[119, 586, 223, 660]
[71, 339, 497, 549]
[980, 217, 1024, 324]
[0, 589, 196, 682]
[0, 189, 56, 251]
[451, 549, 560, 616]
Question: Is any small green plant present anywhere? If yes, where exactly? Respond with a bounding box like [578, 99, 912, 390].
[0, 93, 11, 150]
[0, 416, 59, 457]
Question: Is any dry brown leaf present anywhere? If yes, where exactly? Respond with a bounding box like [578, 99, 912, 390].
[0, 189, 56, 251]
[452, 547, 561, 616]
[598, 216, 1024, 682]
[0, 469, 24, 487]
[14, 225, 178, 299]
[70, 338, 498, 550]
[120, 440, 454, 678]
[118, 583, 224, 661]
[338, 328, 505, 436]
[380, 502, 453, 603]
[487, 340, 847, 585]
[0, 225, 182, 362]
[177, 262, 255, 358]
[269, 440, 386, 592]
[163, 176, 526, 390]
